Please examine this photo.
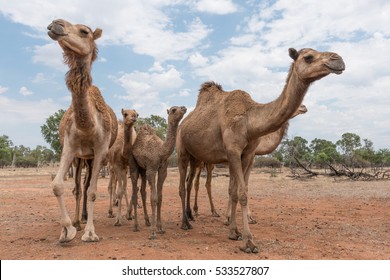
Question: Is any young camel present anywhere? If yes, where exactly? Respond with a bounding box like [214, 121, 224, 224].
[128, 106, 187, 239]
[48, 19, 118, 242]
[177, 48, 345, 253]
[189, 105, 308, 221]
[107, 109, 138, 226]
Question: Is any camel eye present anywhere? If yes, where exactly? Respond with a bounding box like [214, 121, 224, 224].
[124, 113, 128, 117]
[304, 54, 314, 63]
[80, 29, 89, 36]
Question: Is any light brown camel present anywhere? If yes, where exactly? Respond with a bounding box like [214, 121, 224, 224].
[190, 104, 308, 221]
[176, 48, 345, 253]
[106, 109, 138, 226]
[128, 106, 187, 239]
[48, 19, 118, 242]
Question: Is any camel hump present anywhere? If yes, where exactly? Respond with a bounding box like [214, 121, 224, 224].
[139, 125, 156, 135]
[199, 81, 223, 92]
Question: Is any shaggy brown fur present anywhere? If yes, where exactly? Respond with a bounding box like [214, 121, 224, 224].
[48, 19, 118, 243]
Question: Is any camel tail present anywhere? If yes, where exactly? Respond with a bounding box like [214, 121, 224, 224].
[199, 81, 223, 92]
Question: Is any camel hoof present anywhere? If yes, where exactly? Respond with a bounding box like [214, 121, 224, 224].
[126, 211, 133, 220]
[133, 225, 140, 232]
[158, 229, 166, 234]
[181, 222, 193, 230]
[240, 240, 259, 254]
[228, 229, 242, 241]
[72, 221, 82, 231]
[114, 220, 122, 227]
[81, 230, 99, 242]
[149, 233, 157, 240]
[211, 211, 220, 217]
[59, 225, 77, 243]
[108, 210, 114, 218]
[248, 217, 257, 224]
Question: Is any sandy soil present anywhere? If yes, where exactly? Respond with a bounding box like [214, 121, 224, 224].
[0, 166, 389, 260]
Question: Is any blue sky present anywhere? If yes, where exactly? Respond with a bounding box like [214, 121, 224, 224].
[0, 0, 389, 150]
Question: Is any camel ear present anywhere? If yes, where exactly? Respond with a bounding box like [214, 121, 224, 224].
[167, 109, 169, 114]
[289, 48, 299, 61]
[93, 28, 102, 40]
[121, 108, 124, 115]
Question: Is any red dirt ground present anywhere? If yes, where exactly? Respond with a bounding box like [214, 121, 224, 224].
[0, 167, 389, 260]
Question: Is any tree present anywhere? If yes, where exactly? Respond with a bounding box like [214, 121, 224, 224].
[136, 114, 167, 140]
[310, 138, 340, 167]
[278, 136, 311, 166]
[41, 109, 66, 159]
[0, 135, 13, 167]
[336, 132, 362, 167]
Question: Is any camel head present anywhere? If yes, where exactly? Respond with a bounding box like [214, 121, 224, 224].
[121, 109, 138, 126]
[289, 48, 345, 83]
[290, 104, 308, 119]
[167, 106, 187, 124]
[47, 19, 102, 63]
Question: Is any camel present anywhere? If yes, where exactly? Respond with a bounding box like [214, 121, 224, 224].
[128, 106, 187, 239]
[48, 19, 118, 242]
[189, 105, 308, 222]
[176, 48, 345, 253]
[106, 109, 138, 226]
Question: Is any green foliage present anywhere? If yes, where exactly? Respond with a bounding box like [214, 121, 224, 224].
[310, 138, 340, 166]
[253, 156, 282, 168]
[136, 114, 167, 140]
[40, 109, 66, 159]
[0, 135, 14, 167]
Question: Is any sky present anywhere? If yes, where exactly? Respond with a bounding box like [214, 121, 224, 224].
[0, 0, 389, 150]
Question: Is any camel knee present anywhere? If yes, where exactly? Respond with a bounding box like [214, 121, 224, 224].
[87, 191, 97, 202]
[238, 192, 248, 206]
[52, 183, 64, 197]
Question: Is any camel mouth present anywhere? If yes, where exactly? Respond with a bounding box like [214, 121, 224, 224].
[47, 30, 67, 40]
[325, 61, 345, 75]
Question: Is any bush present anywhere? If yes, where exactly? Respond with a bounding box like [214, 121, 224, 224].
[253, 156, 282, 168]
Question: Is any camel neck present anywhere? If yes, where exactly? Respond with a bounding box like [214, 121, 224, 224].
[122, 125, 135, 160]
[249, 64, 309, 139]
[255, 122, 289, 155]
[65, 56, 94, 131]
[161, 121, 178, 160]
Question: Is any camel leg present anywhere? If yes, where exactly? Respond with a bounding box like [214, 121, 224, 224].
[237, 152, 258, 253]
[51, 146, 77, 243]
[205, 163, 219, 217]
[147, 169, 157, 240]
[114, 165, 124, 226]
[156, 163, 168, 234]
[107, 170, 116, 218]
[224, 175, 235, 225]
[139, 170, 150, 226]
[193, 164, 202, 216]
[122, 169, 131, 221]
[185, 160, 198, 221]
[243, 159, 256, 224]
[81, 159, 92, 224]
[128, 156, 140, 232]
[72, 158, 83, 231]
[81, 154, 103, 242]
[178, 152, 192, 230]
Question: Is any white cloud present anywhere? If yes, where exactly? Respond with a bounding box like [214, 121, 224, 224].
[0, 0, 212, 62]
[19, 86, 33, 96]
[114, 63, 185, 117]
[0, 86, 8, 94]
[0, 95, 61, 124]
[194, 0, 238, 15]
[32, 43, 66, 71]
